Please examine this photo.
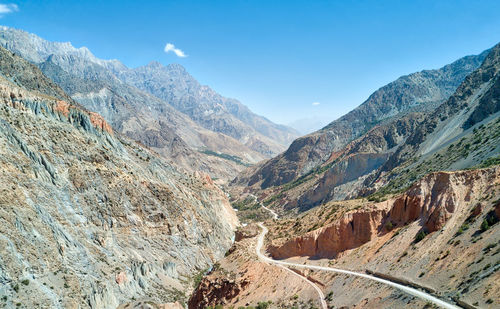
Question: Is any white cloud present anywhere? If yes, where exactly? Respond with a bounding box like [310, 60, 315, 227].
[312, 102, 320, 106]
[0, 3, 18, 15]
[164, 43, 187, 58]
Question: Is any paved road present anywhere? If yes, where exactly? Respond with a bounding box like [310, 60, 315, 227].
[256, 223, 461, 309]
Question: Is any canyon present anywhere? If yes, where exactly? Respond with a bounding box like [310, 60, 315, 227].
[191, 167, 499, 308]
[0, 23, 499, 309]
[190, 43, 500, 309]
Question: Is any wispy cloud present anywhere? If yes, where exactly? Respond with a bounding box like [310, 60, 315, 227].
[312, 102, 320, 106]
[0, 3, 18, 16]
[164, 43, 187, 58]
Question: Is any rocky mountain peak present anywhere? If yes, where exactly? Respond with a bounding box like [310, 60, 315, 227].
[144, 60, 163, 69]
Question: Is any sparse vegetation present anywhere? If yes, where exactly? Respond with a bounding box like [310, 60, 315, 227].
[478, 154, 500, 168]
[414, 230, 427, 243]
[385, 221, 394, 231]
[280, 160, 337, 192]
[193, 268, 209, 289]
[372, 119, 500, 197]
[480, 211, 499, 233]
[481, 219, 490, 232]
[200, 149, 251, 167]
[256, 301, 271, 309]
[455, 223, 469, 236]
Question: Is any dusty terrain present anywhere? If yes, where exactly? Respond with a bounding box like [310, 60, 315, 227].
[191, 167, 500, 308]
[0, 47, 238, 308]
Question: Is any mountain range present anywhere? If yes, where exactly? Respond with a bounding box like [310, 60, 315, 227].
[233, 46, 498, 213]
[0, 26, 298, 181]
[0, 24, 499, 309]
[196, 43, 500, 309]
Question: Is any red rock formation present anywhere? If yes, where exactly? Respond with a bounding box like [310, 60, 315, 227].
[188, 277, 250, 309]
[54, 100, 70, 117]
[89, 111, 113, 134]
[269, 206, 388, 259]
[115, 272, 127, 285]
[268, 167, 499, 259]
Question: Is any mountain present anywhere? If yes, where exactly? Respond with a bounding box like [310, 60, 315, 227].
[0, 45, 238, 308]
[361, 42, 500, 197]
[231, 45, 500, 216]
[114, 61, 299, 156]
[189, 44, 500, 309]
[192, 167, 500, 308]
[236, 49, 489, 190]
[37, 52, 263, 180]
[0, 26, 297, 181]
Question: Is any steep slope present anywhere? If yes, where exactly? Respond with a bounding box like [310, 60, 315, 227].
[231, 44, 499, 216]
[361, 42, 500, 198]
[192, 167, 500, 308]
[0, 26, 270, 181]
[114, 61, 298, 156]
[0, 26, 296, 177]
[39, 54, 264, 179]
[0, 46, 238, 308]
[238, 49, 488, 189]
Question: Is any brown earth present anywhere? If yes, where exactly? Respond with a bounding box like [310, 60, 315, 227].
[192, 167, 500, 308]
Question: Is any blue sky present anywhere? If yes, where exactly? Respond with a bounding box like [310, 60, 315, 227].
[2, 1, 500, 132]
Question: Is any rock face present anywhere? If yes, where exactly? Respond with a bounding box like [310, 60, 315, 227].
[188, 277, 249, 309]
[0, 26, 297, 181]
[232, 43, 500, 216]
[0, 46, 238, 308]
[236, 48, 489, 189]
[268, 167, 499, 259]
[115, 61, 299, 155]
[191, 166, 500, 308]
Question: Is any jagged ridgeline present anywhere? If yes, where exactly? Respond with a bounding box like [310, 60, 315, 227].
[0, 46, 238, 307]
[234, 43, 500, 214]
[0, 26, 299, 182]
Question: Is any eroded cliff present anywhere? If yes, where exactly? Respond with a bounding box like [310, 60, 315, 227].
[0, 47, 238, 308]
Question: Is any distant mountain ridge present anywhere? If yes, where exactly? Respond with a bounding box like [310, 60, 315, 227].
[0, 26, 298, 180]
[114, 61, 298, 154]
[237, 48, 490, 189]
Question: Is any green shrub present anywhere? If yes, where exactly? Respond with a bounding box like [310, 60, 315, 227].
[480, 219, 489, 232]
[193, 268, 209, 289]
[414, 230, 427, 243]
[21, 279, 29, 286]
[256, 301, 270, 309]
[385, 221, 394, 231]
[455, 223, 469, 236]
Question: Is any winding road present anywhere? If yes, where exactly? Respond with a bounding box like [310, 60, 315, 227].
[252, 197, 461, 309]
